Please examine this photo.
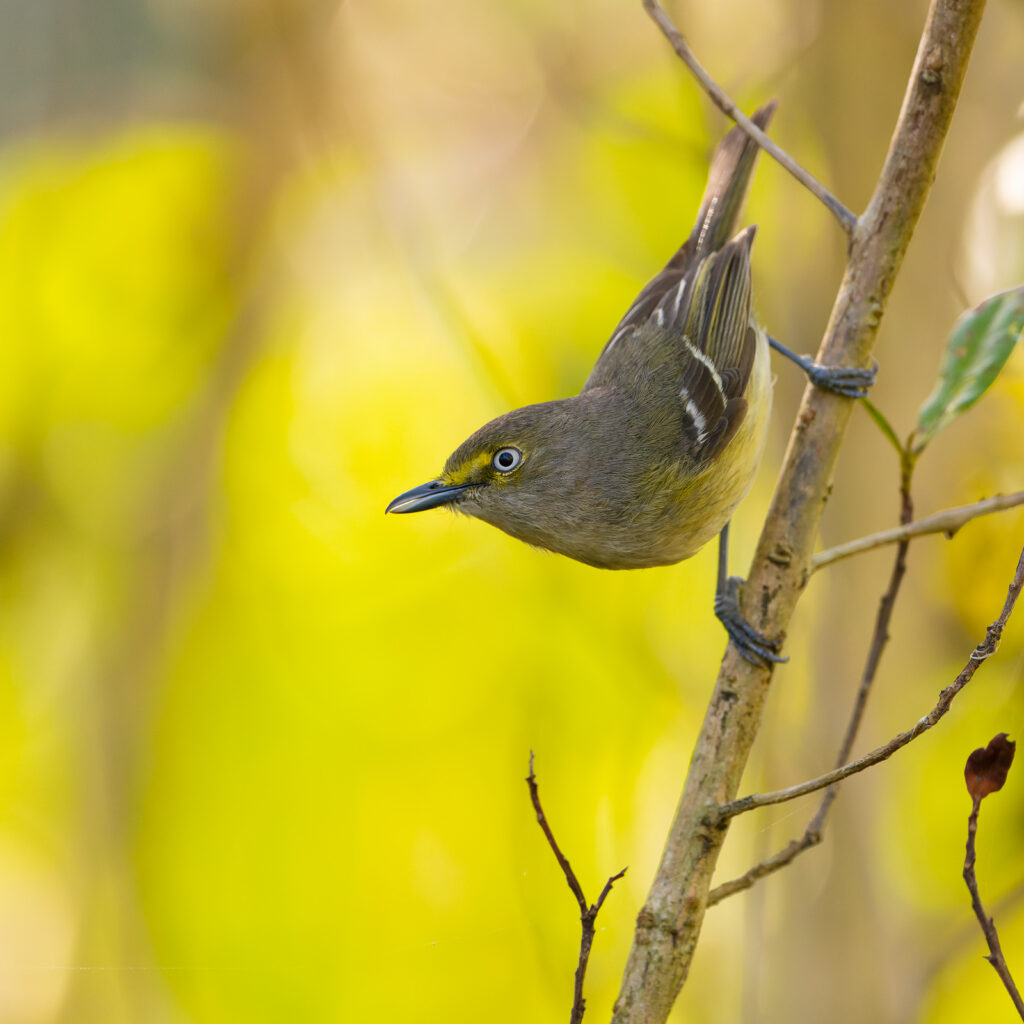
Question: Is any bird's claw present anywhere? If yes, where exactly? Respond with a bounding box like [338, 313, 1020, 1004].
[714, 576, 788, 667]
[804, 357, 877, 399]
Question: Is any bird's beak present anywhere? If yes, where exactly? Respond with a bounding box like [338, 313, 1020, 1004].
[385, 479, 471, 514]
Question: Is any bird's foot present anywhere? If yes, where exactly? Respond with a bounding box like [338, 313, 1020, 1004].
[769, 335, 877, 398]
[802, 356, 877, 398]
[714, 576, 788, 667]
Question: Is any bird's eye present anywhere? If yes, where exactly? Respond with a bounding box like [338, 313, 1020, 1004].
[492, 447, 522, 473]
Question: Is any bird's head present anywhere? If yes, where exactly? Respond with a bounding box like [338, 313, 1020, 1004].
[388, 400, 561, 509]
[386, 397, 614, 552]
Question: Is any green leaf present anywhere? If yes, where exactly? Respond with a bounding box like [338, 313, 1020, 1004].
[912, 286, 1024, 453]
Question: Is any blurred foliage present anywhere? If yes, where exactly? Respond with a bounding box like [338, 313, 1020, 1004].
[0, 1, 1022, 1023]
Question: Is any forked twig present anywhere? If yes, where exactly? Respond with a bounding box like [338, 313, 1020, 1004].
[527, 754, 627, 1024]
[641, 0, 857, 233]
[717, 543, 1024, 821]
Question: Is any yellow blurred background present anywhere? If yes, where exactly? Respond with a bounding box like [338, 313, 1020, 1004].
[0, 1, 1022, 1021]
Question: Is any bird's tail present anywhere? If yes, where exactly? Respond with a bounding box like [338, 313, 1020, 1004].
[686, 101, 776, 261]
[586, 102, 777, 376]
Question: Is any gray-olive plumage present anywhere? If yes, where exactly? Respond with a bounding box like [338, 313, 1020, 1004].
[388, 104, 776, 576]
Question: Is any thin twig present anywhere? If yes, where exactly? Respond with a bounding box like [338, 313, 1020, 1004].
[709, 483, 915, 904]
[641, 0, 857, 234]
[964, 795, 1024, 1018]
[526, 754, 627, 1024]
[812, 490, 1024, 571]
[718, 543, 1024, 821]
[923, 875, 1024, 988]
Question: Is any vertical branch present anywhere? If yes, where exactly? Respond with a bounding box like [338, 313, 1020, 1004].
[612, 2, 988, 1020]
[830, 465, 914, 764]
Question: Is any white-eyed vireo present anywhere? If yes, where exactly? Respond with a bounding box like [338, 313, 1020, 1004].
[388, 104, 873, 664]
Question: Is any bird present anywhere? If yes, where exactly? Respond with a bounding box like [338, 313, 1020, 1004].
[387, 103, 873, 665]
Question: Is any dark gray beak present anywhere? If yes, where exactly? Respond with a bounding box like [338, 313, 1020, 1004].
[386, 479, 470, 514]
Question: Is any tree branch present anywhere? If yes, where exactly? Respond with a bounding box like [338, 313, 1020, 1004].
[718, 543, 1024, 820]
[613, 4, 989, 1020]
[812, 490, 1024, 571]
[527, 754, 627, 1024]
[641, 0, 856, 233]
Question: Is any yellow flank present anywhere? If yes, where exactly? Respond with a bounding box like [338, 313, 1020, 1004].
[664, 327, 772, 562]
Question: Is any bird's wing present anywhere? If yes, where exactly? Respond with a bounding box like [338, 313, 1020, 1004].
[672, 226, 757, 462]
[584, 227, 757, 465]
